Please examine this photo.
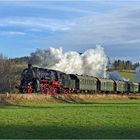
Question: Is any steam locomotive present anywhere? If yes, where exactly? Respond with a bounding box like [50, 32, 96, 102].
[16, 64, 140, 94]
[17, 64, 75, 94]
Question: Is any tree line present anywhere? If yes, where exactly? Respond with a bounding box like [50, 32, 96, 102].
[111, 59, 140, 70]
[0, 54, 26, 93]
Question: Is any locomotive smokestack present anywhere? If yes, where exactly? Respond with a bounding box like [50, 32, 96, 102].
[28, 63, 32, 69]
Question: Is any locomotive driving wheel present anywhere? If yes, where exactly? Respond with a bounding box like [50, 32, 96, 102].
[43, 86, 57, 94]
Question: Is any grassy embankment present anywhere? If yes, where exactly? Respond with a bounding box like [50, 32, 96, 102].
[0, 94, 140, 139]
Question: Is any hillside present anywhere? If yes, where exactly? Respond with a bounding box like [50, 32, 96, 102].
[118, 70, 136, 81]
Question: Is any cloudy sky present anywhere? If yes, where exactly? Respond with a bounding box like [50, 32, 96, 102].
[0, 0, 140, 61]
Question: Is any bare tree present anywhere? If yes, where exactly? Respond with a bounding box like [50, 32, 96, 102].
[0, 56, 17, 93]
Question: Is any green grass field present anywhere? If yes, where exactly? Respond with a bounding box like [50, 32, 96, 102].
[0, 99, 140, 139]
[118, 70, 136, 81]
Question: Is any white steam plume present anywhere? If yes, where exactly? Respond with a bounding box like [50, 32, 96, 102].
[29, 45, 108, 78]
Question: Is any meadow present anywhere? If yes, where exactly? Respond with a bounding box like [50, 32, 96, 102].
[0, 94, 140, 139]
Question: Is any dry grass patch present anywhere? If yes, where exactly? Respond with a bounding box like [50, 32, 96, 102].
[0, 93, 138, 105]
[54, 94, 130, 103]
[0, 94, 56, 105]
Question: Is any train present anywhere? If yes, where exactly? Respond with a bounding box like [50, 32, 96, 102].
[16, 64, 140, 94]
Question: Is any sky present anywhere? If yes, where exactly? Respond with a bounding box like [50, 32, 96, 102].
[0, 0, 140, 62]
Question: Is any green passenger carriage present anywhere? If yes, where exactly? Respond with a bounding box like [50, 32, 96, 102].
[114, 81, 128, 93]
[128, 82, 139, 93]
[69, 74, 98, 92]
[97, 78, 115, 93]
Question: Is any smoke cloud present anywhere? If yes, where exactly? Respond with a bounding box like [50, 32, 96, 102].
[29, 45, 108, 78]
[107, 71, 129, 81]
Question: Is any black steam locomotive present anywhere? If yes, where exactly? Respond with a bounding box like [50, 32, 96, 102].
[17, 64, 75, 94]
[16, 64, 140, 94]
